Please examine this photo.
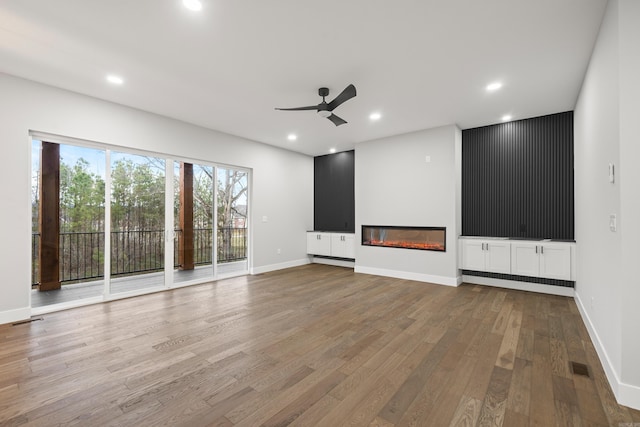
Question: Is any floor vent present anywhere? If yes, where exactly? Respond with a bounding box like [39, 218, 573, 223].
[570, 361, 590, 377]
[12, 316, 43, 326]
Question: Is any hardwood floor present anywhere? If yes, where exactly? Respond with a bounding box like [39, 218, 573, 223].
[1, 264, 639, 426]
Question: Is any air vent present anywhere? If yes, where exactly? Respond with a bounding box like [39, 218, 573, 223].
[570, 361, 590, 377]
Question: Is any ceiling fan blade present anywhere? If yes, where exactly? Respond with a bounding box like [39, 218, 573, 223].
[327, 84, 356, 111]
[327, 114, 347, 126]
[274, 105, 319, 111]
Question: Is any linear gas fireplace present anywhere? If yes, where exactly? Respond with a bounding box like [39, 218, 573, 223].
[362, 225, 446, 252]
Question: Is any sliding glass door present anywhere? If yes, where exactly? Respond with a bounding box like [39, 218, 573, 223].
[109, 151, 167, 295]
[30, 135, 251, 310]
[217, 167, 248, 276]
[30, 140, 106, 308]
[173, 161, 215, 285]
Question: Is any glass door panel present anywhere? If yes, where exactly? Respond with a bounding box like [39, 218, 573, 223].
[110, 151, 166, 294]
[31, 140, 106, 308]
[173, 161, 215, 285]
[217, 167, 248, 276]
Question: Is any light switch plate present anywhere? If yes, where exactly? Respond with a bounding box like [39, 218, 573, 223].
[609, 163, 615, 183]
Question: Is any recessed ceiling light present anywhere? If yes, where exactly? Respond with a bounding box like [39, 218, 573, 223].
[502, 115, 512, 122]
[183, 0, 202, 11]
[329, 148, 336, 154]
[369, 112, 382, 121]
[287, 134, 297, 141]
[106, 75, 124, 85]
[486, 82, 502, 91]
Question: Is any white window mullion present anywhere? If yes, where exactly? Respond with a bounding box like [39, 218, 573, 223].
[212, 166, 218, 279]
[165, 159, 174, 288]
[247, 169, 252, 274]
[103, 149, 112, 298]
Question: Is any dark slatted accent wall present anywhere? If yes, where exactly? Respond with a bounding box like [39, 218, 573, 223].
[314, 150, 355, 232]
[462, 111, 574, 239]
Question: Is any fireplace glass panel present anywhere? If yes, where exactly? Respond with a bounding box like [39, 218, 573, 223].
[361, 226, 446, 252]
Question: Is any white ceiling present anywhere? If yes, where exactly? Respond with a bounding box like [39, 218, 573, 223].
[0, 0, 607, 156]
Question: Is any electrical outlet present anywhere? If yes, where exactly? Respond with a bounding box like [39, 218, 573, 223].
[277, 248, 281, 254]
[609, 214, 617, 232]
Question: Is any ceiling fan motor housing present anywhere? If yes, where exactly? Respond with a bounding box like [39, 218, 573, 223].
[318, 87, 329, 97]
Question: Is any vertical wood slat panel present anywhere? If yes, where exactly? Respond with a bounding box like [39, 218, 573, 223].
[462, 111, 574, 240]
[314, 150, 355, 232]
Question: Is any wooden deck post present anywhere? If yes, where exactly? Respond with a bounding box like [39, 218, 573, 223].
[179, 162, 194, 270]
[39, 142, 61, 291]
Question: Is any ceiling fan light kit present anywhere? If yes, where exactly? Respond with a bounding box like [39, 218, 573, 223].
[275, 84, 357, 126]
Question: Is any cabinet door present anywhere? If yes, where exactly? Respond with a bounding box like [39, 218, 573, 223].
[307, 232, 331, 256]
[511, 243, 539, 277]
[330, 234, 346, 258]
[306, 232, 319, 254]
[485, 241, 511, 274]
[330, 234, 355, 259]
[539, 244, 571, 280]
[461, 240, 486, 271]
[344, 234, 355, 259]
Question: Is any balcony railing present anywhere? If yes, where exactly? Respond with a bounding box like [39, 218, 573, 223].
[173, 227, 247, 266]
[31, 227, 247, 286]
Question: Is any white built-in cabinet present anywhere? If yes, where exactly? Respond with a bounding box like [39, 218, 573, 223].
[306, 232, 332, 256]
[459, 237, 575, 280]
[306, 232, 355, 259]
[461, 239, 511, 274]
[510, 241, 572, 280]
[330, 233, 355, 259]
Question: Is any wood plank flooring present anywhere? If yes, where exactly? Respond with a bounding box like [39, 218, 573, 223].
[1, 264, 639, 426]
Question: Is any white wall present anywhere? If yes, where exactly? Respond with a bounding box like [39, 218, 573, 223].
[0, 73, 313, 324]
[574, 0, 622, 389]
[574, 0, 640, 409]
[618, 0, 640, 406]
[354, 125, 462, 285]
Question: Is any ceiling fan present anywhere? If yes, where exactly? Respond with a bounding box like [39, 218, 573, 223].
[275, 84, 357, 126]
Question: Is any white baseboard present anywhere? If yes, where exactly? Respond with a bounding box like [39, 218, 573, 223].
[0, 307, 32, 326]
[250, 258, 310, 275]
[619, 381, 640, 411]
[355, 265, 459, 286]
[312, 257, 355, 268]
[575, 291, 640, 410]
[461, 275, 574, 297]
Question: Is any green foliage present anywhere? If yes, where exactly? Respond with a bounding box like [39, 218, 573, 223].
[60, 158, 105, 232]
[110, 159, 165, 231]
